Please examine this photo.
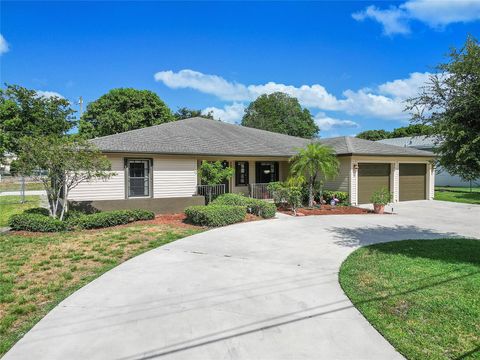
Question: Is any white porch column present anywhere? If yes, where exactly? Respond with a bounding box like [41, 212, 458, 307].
[427, 163, 435, 200]
[392, 161, 399, 203]
[350, 159, 358, 206]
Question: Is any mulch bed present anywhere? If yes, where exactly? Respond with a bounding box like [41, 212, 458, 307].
[279, 205, 376, 216]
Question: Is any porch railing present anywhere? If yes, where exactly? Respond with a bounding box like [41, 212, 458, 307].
[249, 183, 274, 200]
[196, 184, 226, 204]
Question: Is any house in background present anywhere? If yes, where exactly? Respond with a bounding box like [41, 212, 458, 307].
[0, 153, 16, 176]
[69, 117, 435, 213]
[378, 136, 479, 187]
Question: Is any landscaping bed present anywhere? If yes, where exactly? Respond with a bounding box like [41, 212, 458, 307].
[0, 222, 203, 356]
[279, 205, 375, 216]
[339, 239, 480, 359]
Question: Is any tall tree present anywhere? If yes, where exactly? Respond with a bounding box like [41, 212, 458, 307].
[356, 124, 433, 141]
[356, 129, 391, 141]
[290, 143, 339, 207]
[174, 107, 214, 120]
[79, 88, 174, 138]
[0, 85, 75, 161]
[16, 136, 112, 220]
[406, 35, 480, 182]
[242, 92, 319, 139]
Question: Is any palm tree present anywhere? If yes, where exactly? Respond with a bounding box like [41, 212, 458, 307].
[290, 143, 339, 207]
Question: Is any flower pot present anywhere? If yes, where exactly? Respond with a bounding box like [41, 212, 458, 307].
[373, 204, 385, 214]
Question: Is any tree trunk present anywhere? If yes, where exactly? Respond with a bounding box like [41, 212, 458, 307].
[308, 180, 314, 207]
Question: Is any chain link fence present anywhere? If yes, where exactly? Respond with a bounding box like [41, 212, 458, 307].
[0, 175, 44, 204]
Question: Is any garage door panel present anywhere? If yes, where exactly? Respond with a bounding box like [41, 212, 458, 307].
[399, 164, 426, 201]
[358, 163, 391, 204]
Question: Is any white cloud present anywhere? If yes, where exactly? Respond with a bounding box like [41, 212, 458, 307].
[353, 0, 480, 35]
[0, 34, 9, 55]
[154, 70, 249, 101]
[155, 69, 429, 121]
[202, 102, 245, 123]
[378, 71, 431, 99]
[35, 90, 64, 99]
[314, 112, 360, 131]
[352, 5, 409, 35]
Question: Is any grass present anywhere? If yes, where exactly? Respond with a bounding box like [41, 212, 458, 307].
[0, 182, 44, 192]
[434, 186, 480, 205]
[0, 196, 40, 227]
[0, 223, 203, 356]
[339, 239, 480, 360]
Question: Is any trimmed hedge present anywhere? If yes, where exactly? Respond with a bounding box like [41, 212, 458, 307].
[185, 205, 246, 227]
[322, 190, 349, 205]
[8, 208, 156, 232]
[8, 213, 68, 232]
[23, 207, 51, 216]
[211, 193, 276, 219]
[71, 209, 155, 230]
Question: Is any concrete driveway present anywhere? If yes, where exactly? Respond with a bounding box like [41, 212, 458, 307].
[4, 201, 479, 360]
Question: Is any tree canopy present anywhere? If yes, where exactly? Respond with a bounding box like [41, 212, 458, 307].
[16, 136, 112, 220]
[241, 92, 319, 139]
[174, 107, 214, 120]
[406, 35, 480, 182]
[79, 88, 174, 138]
[356, 124, 433, 141]
[0, 85, 75, 161]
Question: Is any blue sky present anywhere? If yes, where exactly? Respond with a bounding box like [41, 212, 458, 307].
[1, 1, 479, 137]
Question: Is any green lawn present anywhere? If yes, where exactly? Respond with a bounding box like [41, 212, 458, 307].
[0, 182, 44, 191]
[434, 186, 480, 205]
[339, 239, 480, 360]
[0, 196, 40, 227]
[0, 223, 202, 356]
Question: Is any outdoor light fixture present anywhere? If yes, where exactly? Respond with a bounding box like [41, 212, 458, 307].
[353, 164, 359, 170]
[263, 169, 271, 174]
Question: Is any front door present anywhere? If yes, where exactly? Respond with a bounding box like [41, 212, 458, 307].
[255, 162, 279, 183]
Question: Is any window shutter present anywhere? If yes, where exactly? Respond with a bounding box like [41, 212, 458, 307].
[274, 162, 279, 182]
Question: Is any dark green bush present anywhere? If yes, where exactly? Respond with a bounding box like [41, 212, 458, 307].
[211, 193, 276, 219]
[23, 207, 50, 216]
[127, 209, 156, 221]
[71, 209, 155, 229]
[185, 205, 246, 227]
[8, 213, 68, 232]
[322, 190, 349, 205]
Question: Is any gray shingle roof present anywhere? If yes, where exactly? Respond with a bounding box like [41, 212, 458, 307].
[377, 136, 439, 149]
[90, 117, 434, 157]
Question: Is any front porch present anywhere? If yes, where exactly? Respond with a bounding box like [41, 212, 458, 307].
[196, 158, 290, 200]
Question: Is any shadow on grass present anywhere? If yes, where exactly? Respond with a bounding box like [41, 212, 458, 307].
[328, 224, 460, 247]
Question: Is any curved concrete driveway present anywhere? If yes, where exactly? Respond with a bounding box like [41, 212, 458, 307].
[5, 201, 479, 360]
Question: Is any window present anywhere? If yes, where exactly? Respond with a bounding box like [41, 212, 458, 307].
[126, 159, 152, 197]
[255, 162, 279, 183]
[235, 161, 249, 186]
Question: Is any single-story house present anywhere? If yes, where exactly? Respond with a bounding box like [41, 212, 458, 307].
[69, 117, 435, 213]
[378, 136, 479, 187]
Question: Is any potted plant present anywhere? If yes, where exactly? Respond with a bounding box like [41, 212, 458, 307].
[370, 187, 393, 214]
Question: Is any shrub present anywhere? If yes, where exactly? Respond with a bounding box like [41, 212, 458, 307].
[211, 193, 276, 219]
[268, 180, 303, 215]
[370, 187, 393, 205]
[185, 205, 246, 227]
[127, 209, 156, 221]
[23, 207, 50, 216]
[322, 190, 349, 205]
[8, 213, 68, 232]
[71, 209, 155, 229]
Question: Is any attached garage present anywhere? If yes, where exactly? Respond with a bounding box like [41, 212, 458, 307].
[399, 163, 426, 201]
[358, 163, 391, 204]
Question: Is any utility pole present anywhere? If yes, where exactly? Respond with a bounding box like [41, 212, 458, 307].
[78, 96, 83, 118]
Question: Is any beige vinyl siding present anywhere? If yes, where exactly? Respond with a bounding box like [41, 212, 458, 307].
[69, 155, 125, 201]
[153, 157, 197, 198]
[324, 156, 350, 192]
